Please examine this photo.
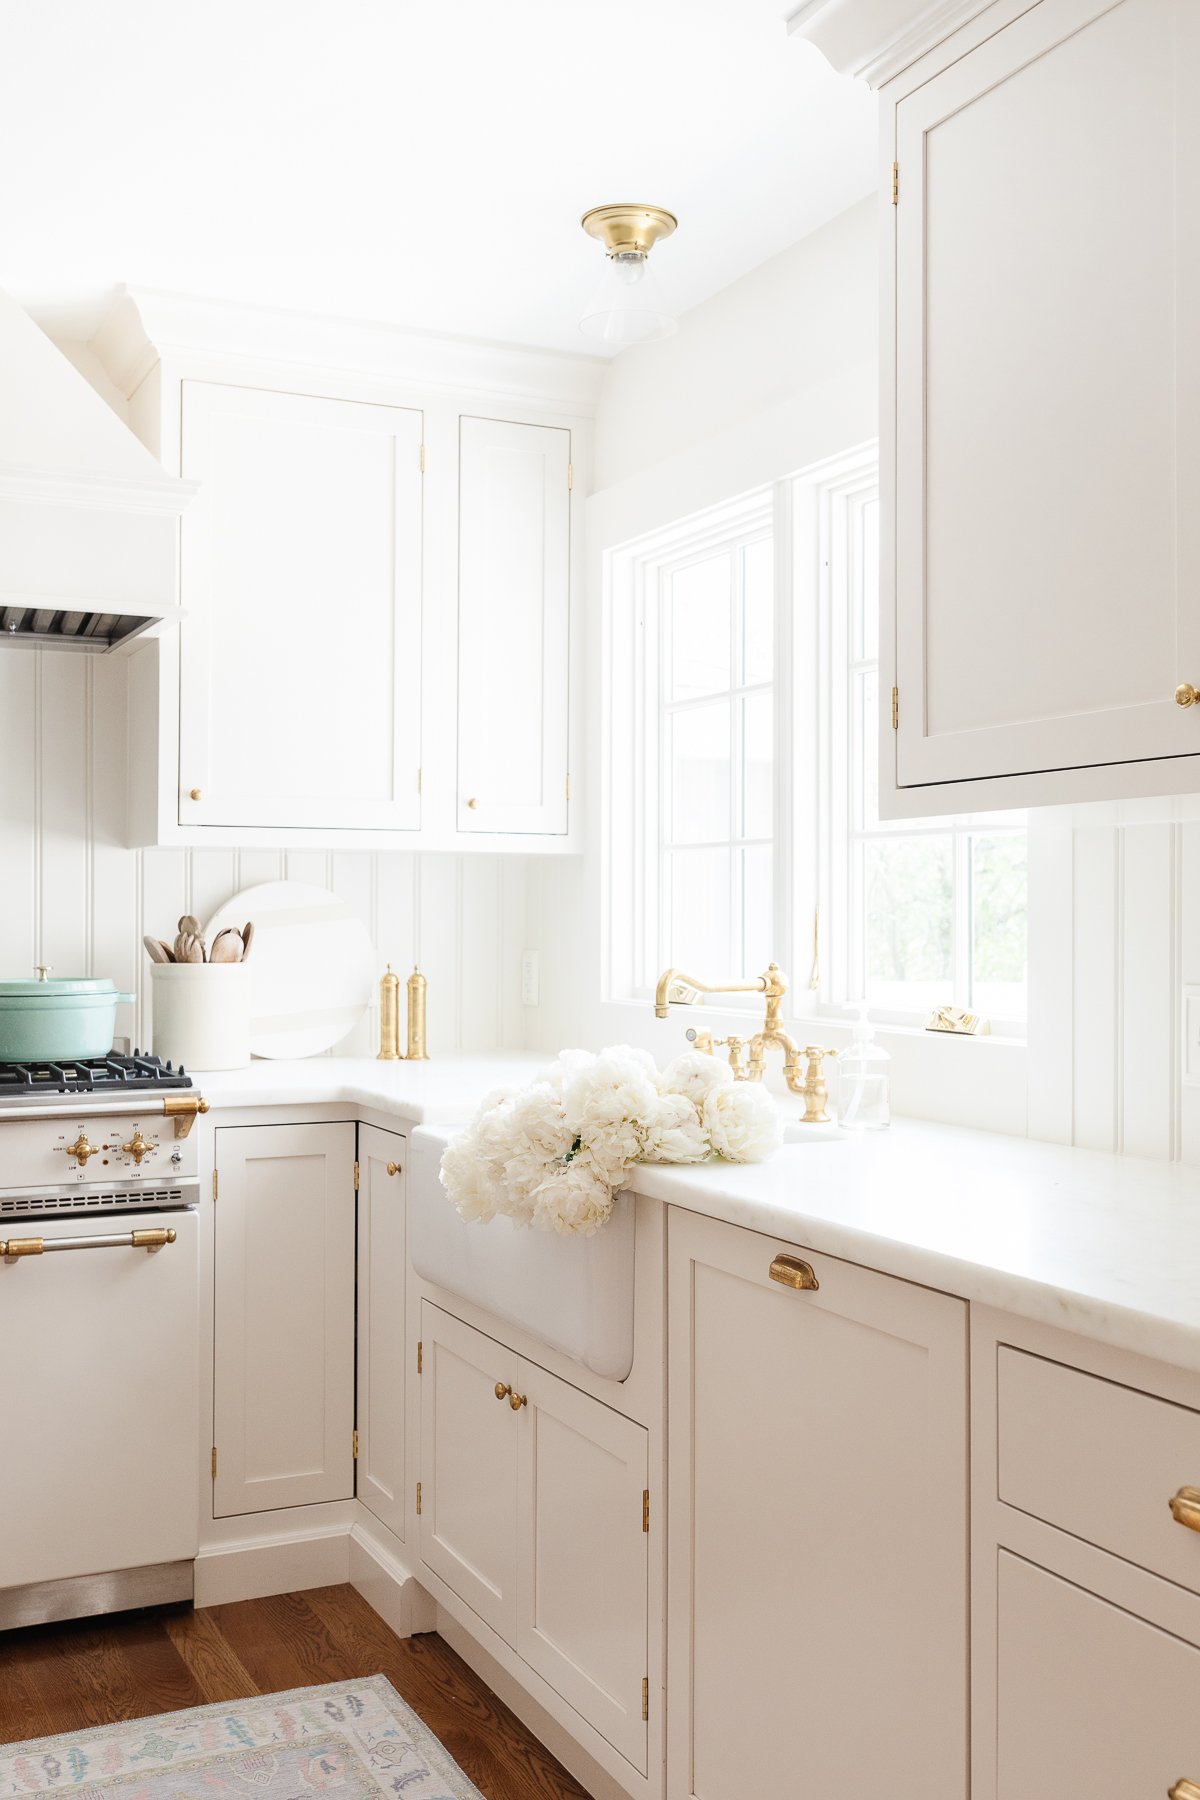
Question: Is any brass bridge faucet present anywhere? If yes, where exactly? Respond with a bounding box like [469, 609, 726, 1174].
[654, 962, 836, 1123]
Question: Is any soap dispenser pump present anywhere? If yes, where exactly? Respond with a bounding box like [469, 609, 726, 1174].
[837, 1004, 890, 1131]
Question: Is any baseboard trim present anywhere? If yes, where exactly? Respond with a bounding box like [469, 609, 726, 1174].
[348, 1519, 435, 1639]
[194, 1523, 350, 1608]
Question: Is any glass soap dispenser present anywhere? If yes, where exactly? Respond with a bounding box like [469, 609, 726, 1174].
[837, 1004, 890, 1131]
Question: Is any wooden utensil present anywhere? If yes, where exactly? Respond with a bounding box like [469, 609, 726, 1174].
[240, 921, 255, 960]
[174, 914, 206, 964]
[157, 939, 177, 963]
[142, 934, 170, 964]
[209, 927, 244, 964]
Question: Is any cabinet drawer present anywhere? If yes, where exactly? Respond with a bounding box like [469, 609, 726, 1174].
[997, 1346, 1200, 1595]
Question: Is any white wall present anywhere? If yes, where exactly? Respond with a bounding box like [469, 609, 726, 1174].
[0, 647, 527, 1062]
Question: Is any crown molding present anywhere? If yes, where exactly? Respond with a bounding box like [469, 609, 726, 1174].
[93, 286, 607, 414]
[785, 0, 997, 85]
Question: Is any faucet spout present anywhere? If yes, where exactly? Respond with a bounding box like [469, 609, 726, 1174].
[654, 966, 769, 1020]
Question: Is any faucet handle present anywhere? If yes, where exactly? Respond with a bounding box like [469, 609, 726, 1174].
[798, 1045, 837, 1124]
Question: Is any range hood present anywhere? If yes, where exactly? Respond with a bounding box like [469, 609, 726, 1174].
[0, 285, 194, 653]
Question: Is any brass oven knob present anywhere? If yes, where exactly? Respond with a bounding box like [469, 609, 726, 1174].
[63, 1134, 97, 1165]
[1176, 685, 1200, 709]
[121, 1130, 154, 1165]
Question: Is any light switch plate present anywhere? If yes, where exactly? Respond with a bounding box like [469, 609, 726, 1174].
[521, 949, 540, 1007]
[1182, 985, 1200, 1087]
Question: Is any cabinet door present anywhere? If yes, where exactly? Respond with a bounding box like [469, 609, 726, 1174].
[892, 0, 1200, 793]
[996, 1552, 1200, 1797]
[419, 1302, 519, 1641]
[667, 1209, 968, 1800]
[180, 381, 423, 830]
[457, 416, 570, 835]
[515, 1358, 648, 1772]
[356, 1124, 406, 1538]
[213, 1122, 355, 1516]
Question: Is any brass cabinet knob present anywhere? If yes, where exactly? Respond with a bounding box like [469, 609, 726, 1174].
[1176, 685, 1200, 709]
[495, 1382, 512, 1401]
[466, 797, 478, 809]
[508, 1391, 528, 1410]
[189, 787, 203, 800]
[386, 1161, 402, 1177]
[1168, 1487, 1200, 1532]
[121, 1130, 154, 1164]
[63, 1134, 97, 1165]
[1168, 1781, 1200, 1800]
[769, 1254, 820, 1291]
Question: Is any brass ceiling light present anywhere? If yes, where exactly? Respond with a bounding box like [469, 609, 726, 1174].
[579, 204, 678, 348]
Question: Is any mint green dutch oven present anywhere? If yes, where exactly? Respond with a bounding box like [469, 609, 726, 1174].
[0, 974, 136, 1062]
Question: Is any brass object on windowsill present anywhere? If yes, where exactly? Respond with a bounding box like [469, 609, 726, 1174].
[658, 961, 835, 1121]
[926, 1006, 991, 1036]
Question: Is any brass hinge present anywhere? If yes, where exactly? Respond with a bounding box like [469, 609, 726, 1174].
[352, 1428, 359, 1460]
[567, 461, 574, 491]
[353, 1159, 360, 1191]
[212, 1169, 218, 1201]
[416, 1481, 422, 1516]
[642, 1488, 650, 1533]
[417, 1339, 423, 1375]
[891, 161, 899, 205]
[891, 685, 899, 730]
[641, 1677, 649, 1722]
[210, 1445, 217, 1480]
[565, 772, 571, 802]
[419, 443, 426, 474]
[417, 766, 423, 795]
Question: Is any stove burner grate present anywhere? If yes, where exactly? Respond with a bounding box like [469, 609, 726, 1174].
[0, 1052, 194, 1097]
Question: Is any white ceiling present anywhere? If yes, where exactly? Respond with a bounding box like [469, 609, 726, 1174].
[0, 0, 876, 357]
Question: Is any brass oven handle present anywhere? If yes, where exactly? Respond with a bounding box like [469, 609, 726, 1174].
[386, 1161, 402, 1177]
[1, 1228, 177, 1258]
[769, 1254, 820, 1291]
[1168, 1781, 1200, 1800]
[495, 1382, 513, 1401]
[1168, 1488, 1200, 1533]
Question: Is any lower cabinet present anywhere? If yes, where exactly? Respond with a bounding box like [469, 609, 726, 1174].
[419, 1301, 650, 1772]
[356, 1123, 407, 1538]
[666, 1208, 969, 1800]
[996, 1553, 1200, 1797]
[212, 1121, 356, 1517]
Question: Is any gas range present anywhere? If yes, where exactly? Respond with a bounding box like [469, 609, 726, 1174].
[0, 1052, 208, 1222]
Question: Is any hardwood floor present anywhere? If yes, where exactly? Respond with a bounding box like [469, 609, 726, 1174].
[0, 1586, 593, 1800]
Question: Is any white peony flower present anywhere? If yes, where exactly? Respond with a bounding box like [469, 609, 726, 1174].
[531, 1152, 617, 1237]
[640, 1090, 711, 1164]
[440, 1134, 504, 1224]
[661, 1049, 735, 1107]
[508, 1081, 576, 1160]
[703, 1081, 783, 1162]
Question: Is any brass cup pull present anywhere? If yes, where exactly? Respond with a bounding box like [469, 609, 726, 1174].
[1168, 1487, 1200, 1532]
[769, 1254, 820, 1291]
[495, 1382, 513, 1402]
[386, 1161, 402, 1177]
[1168, 1781, 1200, 1800]
[1176, 685, 1200, 709]
[508, 1391, 528, 1411]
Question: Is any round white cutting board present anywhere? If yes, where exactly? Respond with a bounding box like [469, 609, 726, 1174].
[204, 881, 374, 1059]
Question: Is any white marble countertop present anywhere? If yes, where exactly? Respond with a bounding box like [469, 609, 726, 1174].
[201, 1054, 1200, 1374]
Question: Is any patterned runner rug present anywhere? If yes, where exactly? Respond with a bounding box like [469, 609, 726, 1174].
[0, 1676, 486, 1800]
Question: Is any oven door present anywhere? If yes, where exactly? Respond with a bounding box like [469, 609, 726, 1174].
[0, 1209, 199, 1598]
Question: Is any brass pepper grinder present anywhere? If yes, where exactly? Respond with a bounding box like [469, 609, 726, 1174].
[406, 966, 429, 1061]
[377, 965, 401, 1061]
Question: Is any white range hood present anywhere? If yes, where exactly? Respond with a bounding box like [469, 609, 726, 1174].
[0, 285, 194, 652]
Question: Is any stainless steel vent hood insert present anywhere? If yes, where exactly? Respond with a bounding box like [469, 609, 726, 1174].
[0, 286, 194, 653]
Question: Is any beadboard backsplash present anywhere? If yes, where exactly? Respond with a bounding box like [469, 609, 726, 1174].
[0, 647, 528, 1061]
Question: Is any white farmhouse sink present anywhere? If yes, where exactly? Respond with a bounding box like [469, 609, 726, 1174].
[408, 1126, 636, 1381]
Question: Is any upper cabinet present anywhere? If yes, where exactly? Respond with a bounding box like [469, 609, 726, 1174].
[457, 417, 571, 837]
[180, 382, 424, 833]
[103, 295, 597, 851]
[869, 0, 1200, 814]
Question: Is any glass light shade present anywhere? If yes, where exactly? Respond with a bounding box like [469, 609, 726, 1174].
[579, 251, 676, 347]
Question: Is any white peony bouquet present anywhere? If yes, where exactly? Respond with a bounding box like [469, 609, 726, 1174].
[439, 1045, 782, 1237]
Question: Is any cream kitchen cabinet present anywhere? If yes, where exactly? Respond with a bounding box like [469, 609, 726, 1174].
[666, 1208, 969, 1800]
[879, 0, 1200, 814]
[456, 416, 572, 836]
[356, 1123, 407, 1539]
[212, 1121, 356, 1517]
[419, 1302, 650, 1772]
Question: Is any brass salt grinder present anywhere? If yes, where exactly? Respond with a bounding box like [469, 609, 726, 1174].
[378, 964, 429, 1061]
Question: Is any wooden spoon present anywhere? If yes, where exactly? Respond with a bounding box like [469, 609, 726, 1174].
[157, 939, 177, 963]
[209, 927, 244, 964]
[143, 934, 170, 964]
[240, 921, 255, 960]
[174, 914, 205, 964]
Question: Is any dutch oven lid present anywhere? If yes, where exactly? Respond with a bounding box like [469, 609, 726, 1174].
[0, 972, 120, 997]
